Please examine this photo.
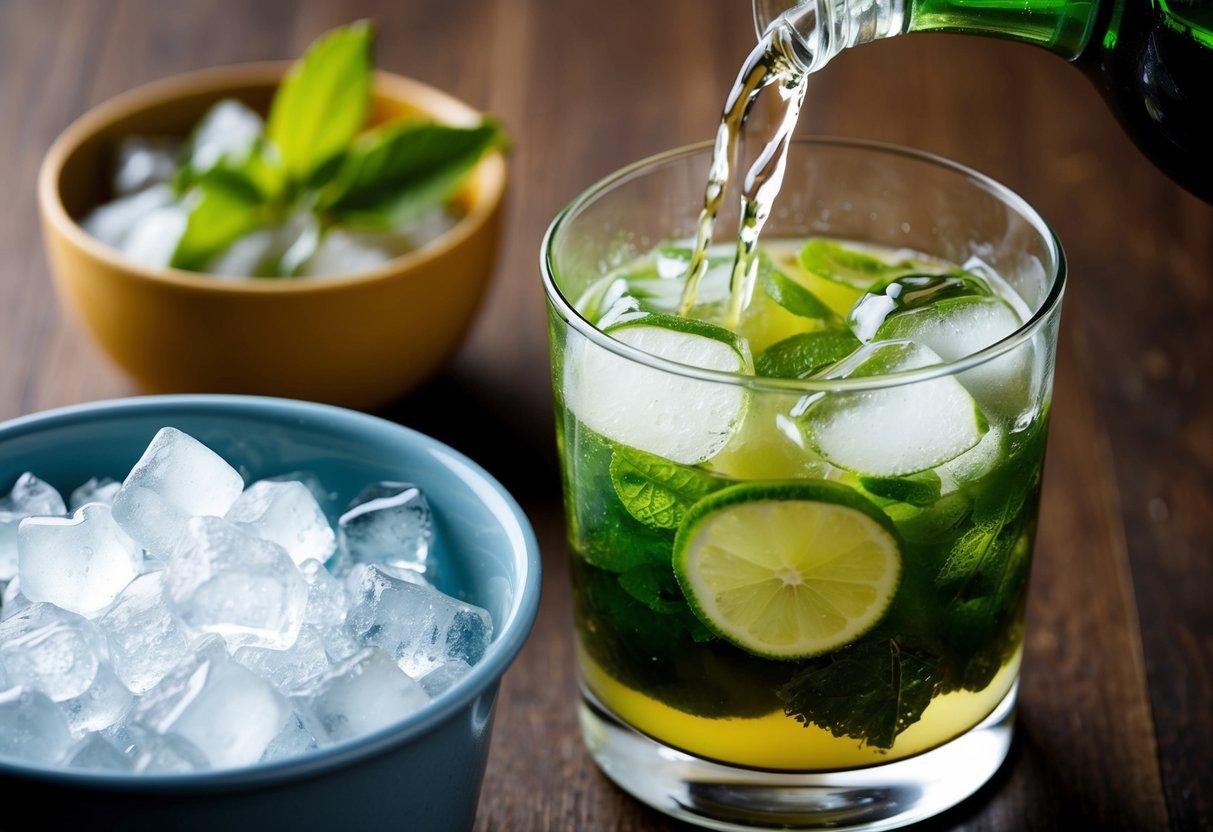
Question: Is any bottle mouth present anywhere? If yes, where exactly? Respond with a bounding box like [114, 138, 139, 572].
[541, 137, 1067, 394]
[753, 0, 909, 72]
[753, 0, 794, 39]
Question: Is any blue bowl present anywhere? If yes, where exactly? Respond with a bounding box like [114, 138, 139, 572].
[0, 395, 541, 831]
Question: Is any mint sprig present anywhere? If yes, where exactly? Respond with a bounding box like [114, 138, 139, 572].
[163, 21, 504, 276]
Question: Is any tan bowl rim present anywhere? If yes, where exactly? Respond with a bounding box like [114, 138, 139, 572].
[38, 61, 507, 295]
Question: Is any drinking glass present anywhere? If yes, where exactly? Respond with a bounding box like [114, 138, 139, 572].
[542, 138, 1065, 831]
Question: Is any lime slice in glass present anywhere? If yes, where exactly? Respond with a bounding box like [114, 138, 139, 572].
[674, 482, 901, 659]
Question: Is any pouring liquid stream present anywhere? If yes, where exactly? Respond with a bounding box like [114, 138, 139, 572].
[676, 21, 809, 327]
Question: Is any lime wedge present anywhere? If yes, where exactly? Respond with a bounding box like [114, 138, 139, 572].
[797, 237, 924, 290]
[674, 482, 901, 659]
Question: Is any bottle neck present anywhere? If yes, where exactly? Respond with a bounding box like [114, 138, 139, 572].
[760, 0, 907, 71]
[756, 0, 1101, 69]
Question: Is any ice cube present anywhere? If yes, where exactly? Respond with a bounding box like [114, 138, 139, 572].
[118, 204, 189, 269]
[63, 733, 134, 771]
[97, 571, 192, 694]
[0, 603, 105, 701]
[186, 99, 262, 173]
[165, 517, 307, 650]
[132, 728, 209, 773]
[345, 565, 493, 678]
[100, 721, 140, 758]
[337, 482, 431, 576]
[18, 504, 142, 616]
[299, 559, 348, 626]
[234, 626, 330, 694]
[874, 295, 1029, 415]
[80, 183, 174, 249]
[59, 663, 133, 735]
[798, 340, 989, 477]
[130, 636, 287, 768]
[0, 687, 74, 764]
[205, 227, 282, 278]
[111, 427, 245, 559]
[113, 136, 180, 196]
[1, 577, 28, 619]
[260, 711, 319, 762]
[227, 481, 336, 565]
[396, 207, 459, 251]
[292, 648, 429, 743]
[69, 477, 122, 511]
[418, 660, 472, 698]
[205, 212, 320, 278]
[317, 624, 359, 663]
[937, 425, 1006, 494]
[301, 230, 398, 277]
[262, 471, 334, 511]
[0, 473, 67, 581]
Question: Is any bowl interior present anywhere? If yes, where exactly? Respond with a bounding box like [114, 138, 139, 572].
[54, 68, 479, 223]
[0, 396, 528, 624]
[0, 396, 539, 783]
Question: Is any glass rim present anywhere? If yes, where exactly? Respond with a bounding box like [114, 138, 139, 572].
[540, 136, 1067, 394]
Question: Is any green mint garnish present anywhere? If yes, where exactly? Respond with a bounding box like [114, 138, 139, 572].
[267, 21, 374, 182]
[159, 20, 504, 276]
[609, 445, 721, 529]
[761, 264, 835, 321]
[779, 639, 942, 750]
[797, 237, 923, 290]
[754, 330, 860, 379]
[322, 119, 505, 229]
[860, 470, 943, 507]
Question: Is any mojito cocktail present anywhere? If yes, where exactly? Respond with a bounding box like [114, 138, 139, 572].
[543, 139, 1064, 830]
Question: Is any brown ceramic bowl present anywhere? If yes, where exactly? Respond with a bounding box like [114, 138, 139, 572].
[38, 63, 506, 410]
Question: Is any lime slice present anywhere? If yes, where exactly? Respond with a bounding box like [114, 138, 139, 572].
[674, 482, 901, 659]
[562, 313, 750, 465]
[797, 237, 924, 290]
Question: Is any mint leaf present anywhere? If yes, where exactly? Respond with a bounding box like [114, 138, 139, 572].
[755, 331, 860, 379]
[267, 21, 373, 182]
[897, 492, 973, 545]
[779, 639, 942, 749]
[171, 178, 264, 271]
[561, 425, 676, 573]
[860, 471, 942, 507]
[618, 563, 687, 615]
[609, 446, 720, 529]
[797, 237, 920, 290]
[176, 139, 288, 204]
[573, 559, 787, 718]
[323, 119, 504, 229]
[762, 265, 835, 320]
[618, 564, 714, 641]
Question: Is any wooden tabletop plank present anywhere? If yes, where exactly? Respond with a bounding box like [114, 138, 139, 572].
[1, 2, 1209, 830]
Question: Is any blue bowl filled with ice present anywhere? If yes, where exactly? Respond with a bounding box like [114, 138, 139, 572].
[0, 395, 540, 831]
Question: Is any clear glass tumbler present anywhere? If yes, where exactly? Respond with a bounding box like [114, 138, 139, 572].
[542, 138, 1065, 831]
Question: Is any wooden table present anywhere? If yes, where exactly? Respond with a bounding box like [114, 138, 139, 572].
[1, 1, 1209, 829]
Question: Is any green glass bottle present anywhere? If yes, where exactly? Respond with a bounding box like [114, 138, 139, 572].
[755, 0, 1213, 202]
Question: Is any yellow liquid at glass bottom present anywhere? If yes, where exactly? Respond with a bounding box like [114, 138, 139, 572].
[580, 646, 1021, 771]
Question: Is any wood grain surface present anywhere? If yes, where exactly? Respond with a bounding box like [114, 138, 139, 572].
[0, 1, 1209, 829]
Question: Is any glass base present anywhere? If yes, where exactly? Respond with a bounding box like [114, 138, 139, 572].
[579, 681, 1016, 831]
